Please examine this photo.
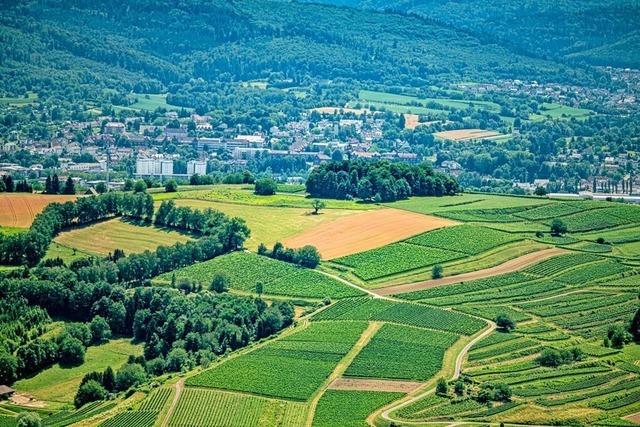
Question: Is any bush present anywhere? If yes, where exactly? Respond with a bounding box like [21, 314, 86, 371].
[116, 363, 147, 391]
[0, 351, 18, 385]
[58, 336, 85, 366]
[550, 219, 567, 236]
[165, 180, 178, 193]
[432, 264, 443, 279]
[495, 314, 516, 332]
[254, 178, 277, 195]
[436, 378, 448, 395]
[90, 316, 112, 344]
[210, 273, 229, 293]
[166, 348, 189, 372]
[74, 379, 106, 408]
[17, 412, 42, 427]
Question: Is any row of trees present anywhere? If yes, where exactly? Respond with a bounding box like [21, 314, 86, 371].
[0, 175, 32, 193]
[154, 200, 234, 234]
[44, 174, 75, 195]
[257, 242, 321, 268]
[306, 160, 459, 202]
[0, 192, 155, 266]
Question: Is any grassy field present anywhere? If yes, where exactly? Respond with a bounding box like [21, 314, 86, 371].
[153, 185, 375, 210]
[356, 90, 501, 113]
[165, 198, 359, 251]
[53, 218, 193, 256]
[14, 339, 142, 404]
[531, 102, 594, 121]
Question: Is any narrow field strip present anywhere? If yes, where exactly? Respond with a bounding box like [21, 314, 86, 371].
[328, 378, 423, 393]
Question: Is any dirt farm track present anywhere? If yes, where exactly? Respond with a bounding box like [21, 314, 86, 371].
[0, 193, 77, 228]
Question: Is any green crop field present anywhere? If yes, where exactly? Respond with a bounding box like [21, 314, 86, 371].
[313, 297, 485, 335]
[312, 390, 403, 427]
[154, 251, 363, 299]
[186, 321, 367, 400]
[14, 339, 142, 404]
[333, 242, 463, 280]
[344, 324, 459, 380]
[406, 224, 522, 255]
[169, 389, 306, 427]
[99, 411, 158, 427]
[53, 218, 193, 256]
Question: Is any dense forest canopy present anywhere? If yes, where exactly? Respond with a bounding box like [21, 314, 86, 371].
[301, 0, 640, 68]
[0, 0, 601, 106]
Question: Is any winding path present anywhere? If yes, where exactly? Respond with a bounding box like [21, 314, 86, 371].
[378, 320, 496, 425]
[373, 247, 567, 296]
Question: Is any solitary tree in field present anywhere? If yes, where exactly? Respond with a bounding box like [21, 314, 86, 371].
[432, 264, 443, 279]
[495, 314, 516, 332]
[311, 199, 326, 215]
[550, 219, 567, 236]
[255, 282, 264, 296]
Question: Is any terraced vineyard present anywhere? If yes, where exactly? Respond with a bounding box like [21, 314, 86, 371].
[169, 389, 307, 427]
[344, 324, 459, 380]
[186, 321, 368, 400]
[154, 251, 363, 299]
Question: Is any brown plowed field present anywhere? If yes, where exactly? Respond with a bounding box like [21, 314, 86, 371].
[283, 208, 456, 260]
[0, 193, 77, 228]
[374, 247, 568, 296]
[329, 378, 423, 393]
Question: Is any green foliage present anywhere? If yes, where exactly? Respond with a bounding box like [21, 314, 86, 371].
[254, 178, 278, 196]
[495, 314, 516, 332]
[313, 297, 485, 335]
[312, 390, 403, 427]
[156, 251, 362, 299]
[186, 321, 367, 400]
[334, 243, 463, 280]
[164, 180, 178, 193]
[406, 224, 521, 255]
[168, 388, 306, 427]
[307, 160, 458, 201]
[345, 324, 458, 380]
[99, 411, 158, 427]
[74, 380, 106, 409]
[140, 388, 172, 412]
[550, 218, 567, 236]
[115, 363, 146, 391]
[16, 413, 41, 427]
[431, 264, 443, 279]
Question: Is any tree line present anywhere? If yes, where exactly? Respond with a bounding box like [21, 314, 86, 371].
[257, 241, 321, 268]
[306, 160, 459, 202]
[0, 192, 155, 266]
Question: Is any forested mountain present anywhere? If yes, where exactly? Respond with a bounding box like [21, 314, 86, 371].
[0, 0, 598, 106]
[301, 0, 640, 68]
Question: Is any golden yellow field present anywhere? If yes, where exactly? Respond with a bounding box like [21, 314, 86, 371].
[434, 128, 502, 141]
[283, 208, 456, 259]
[0, 193, 78, 227]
